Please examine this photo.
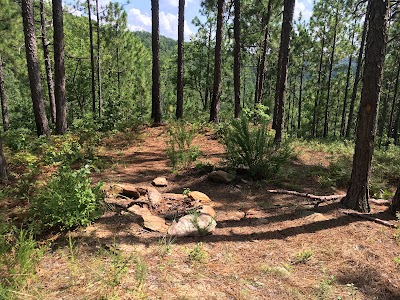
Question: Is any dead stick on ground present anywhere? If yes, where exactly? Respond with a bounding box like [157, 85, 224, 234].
[343, 211, 397, 228]
[267, 189, 345, 201]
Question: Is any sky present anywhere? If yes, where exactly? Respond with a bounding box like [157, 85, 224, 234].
[95, 0, 314, 41]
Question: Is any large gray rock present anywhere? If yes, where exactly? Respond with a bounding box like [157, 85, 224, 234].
[208, 170, 235, 183]
[167, 213, 217, 237]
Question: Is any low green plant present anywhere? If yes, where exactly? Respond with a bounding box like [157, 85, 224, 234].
[261, 264, 291, 277]
[135, 256, 147, 292]
[31, 165, 104, 230]
[315, 275, 335, 299]
[346, 283, 358, 299]
[158, 235, 175, 256]
[188, 242, 208, 264]
[166, 121, 201, 171]
[394, 256, 400, 267]
[223, 115, 292, 179]
[292, 249, 313, 264]
[0, 226, 44, 298]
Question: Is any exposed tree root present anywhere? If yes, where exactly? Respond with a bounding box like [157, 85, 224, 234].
[267, 189, 345, 201]
[342, 211, 397, 228]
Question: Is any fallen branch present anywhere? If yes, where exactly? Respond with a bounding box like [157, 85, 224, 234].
[267, 189, 345, 201]
[343, 211, 397, 228]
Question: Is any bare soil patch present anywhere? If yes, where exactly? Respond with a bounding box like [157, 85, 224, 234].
[33, 127, 400, 300]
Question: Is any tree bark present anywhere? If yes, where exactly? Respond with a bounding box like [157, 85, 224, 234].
[95, 0, 102, 118]
[391, 63, 400, 144]
[0, 55, 9, 131]
[209, 0, 224, 123]
[22, 0, 50, 136]
[298, 52, 304, 130]
[387, 65, 399, 139]
[340, 27, 355, 137]
[256, 0, 273, 105]
[152, 0, 162, 124]
[341, 0, 389, 213]
[273, 0, 295, 144]
[0, 137, 7, 184]
[389, 179, 400, 215]
[323, 11, 339, 138]
[53, 0, 67, 134]
[176, 0, 185, 119]
[312, 31, 325, 138]
[40, 0, 56, 124]
[377, 83, 389, 147]
[87, 0, 96, 115]
[203, 22, 212, 111]
[346, 1, 370, 138]
[233, 0, 241, 118]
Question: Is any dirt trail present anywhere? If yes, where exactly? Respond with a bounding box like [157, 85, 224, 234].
[36, 127, 400, 300]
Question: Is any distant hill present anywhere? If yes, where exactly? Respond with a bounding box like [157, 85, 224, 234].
[132, 31, 177, 54]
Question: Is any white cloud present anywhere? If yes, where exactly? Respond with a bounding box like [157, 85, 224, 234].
[294, 0, 312, 21]
[127, 7, 193, 40]
[162, 0, 195, 7]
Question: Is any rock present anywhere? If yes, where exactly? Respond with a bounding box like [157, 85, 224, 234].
[152, 177, 168, 187]
[111, 183, 140, 199]
[216, 211, 245, 222]
[303, 212, 328, 222]
[208, 170, 235, 183]
[188, 191, 211, 204]
[136, 187, 148, 196]
[162, 193, 187, 201]
[167, 213, 217, 237]
[147, 187, 162, 206]
[128, 205, 169, 233]
[198, 205, 216, 218]
[104, 196, 133, 208]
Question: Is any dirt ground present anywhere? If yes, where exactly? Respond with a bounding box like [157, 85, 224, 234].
[32, 126, 400, 300]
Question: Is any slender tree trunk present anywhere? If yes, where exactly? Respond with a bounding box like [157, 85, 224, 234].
[209, 0, 224, 123]
[389, 179, 400, 215]
[378, 83, 390, 147]
[22, 0, 49, 136]
[340, 28, 355, 137]
[0, 55, 9, 131]
[233, 0, 241, 118]
[152, 0, 162, 124]
[387, 67, 398, 139]
[87, 0, 96, 115]
[254, 56, 261, 107]
[323, 11, 339, 138]
[95, 0, 102, 118]
[341, 0, 389, 213]
[298, 52, 304, 130]
[203, 23, 212, 111]
[0, 137, 7, 184]
[390, 63, 400, 144]
[40, 0, 56, 123]
[176, 0, 185, 119]
[53, 0, 67, 134]
[117, 47, 121, 99]
[312, 32, 325, 138]
[273, 0, 295, 144]
[256, 0, 273, 105]
[346, 1, 370, 138]
[333, 83, 341, 137]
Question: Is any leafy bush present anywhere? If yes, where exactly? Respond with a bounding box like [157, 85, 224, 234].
[31, 166, 104, 230]
[166, 121, 201, 170]
[223, 115, 292, 179]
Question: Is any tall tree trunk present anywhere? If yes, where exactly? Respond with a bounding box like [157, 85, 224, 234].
[95, 0, 102, 118]
[22, 0, 49, 136]
[0, 137, 7, 184]
[389, 179, 400, 215]
[256, 0, 273, 105]
[333, 83, 341, 137]
[176, 0, 185, 119]
[117, 47, 121, 99]
[341, 0, 389, 213]
[340, 28, 355, 137]
[53, 0, 67, 134]
[233, 0, 241, 118]
[312, 32, 325, 138]
[346, 1, 370, 138]
[323, 11, 339, 138]
[40, 0, 56, 123]
[390, 63, 400, 144]
[203, 23, 212, 111]
[298, 52, 304, 130]
[387, 66, 399, 139]
[0, 55, 9, 131]
[273, 0, 295, 144]
[378, 83, 390, 147]
[152, 0, 162, 124]
[209, 0, 224, 123]
[87, 0, 96, 115]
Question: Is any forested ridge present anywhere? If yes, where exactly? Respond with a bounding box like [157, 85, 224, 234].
[0, 0, 400, 299]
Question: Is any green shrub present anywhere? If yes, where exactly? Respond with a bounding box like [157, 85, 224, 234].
[223, 115, 292, 179]
[166, 121, 201, 171]
[31, 166, 104, 230]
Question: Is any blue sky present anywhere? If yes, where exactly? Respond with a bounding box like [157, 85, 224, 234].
[96, 0, 314, 40]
